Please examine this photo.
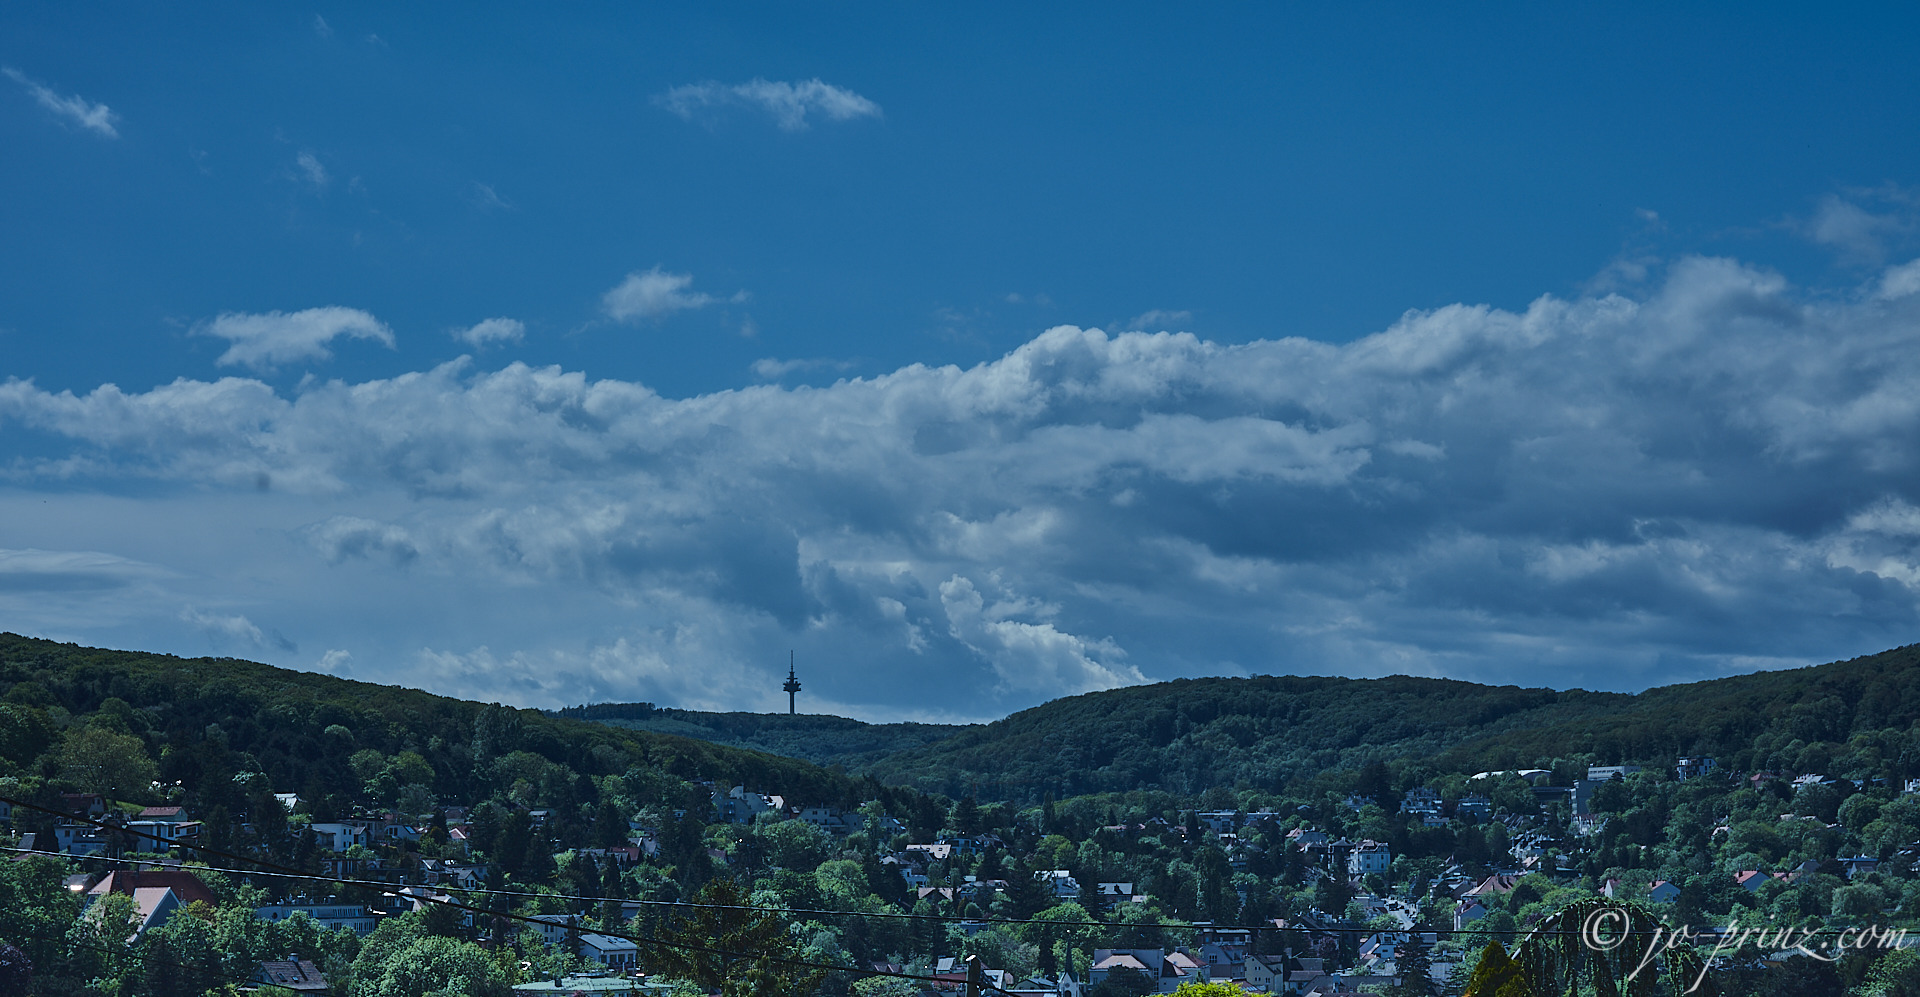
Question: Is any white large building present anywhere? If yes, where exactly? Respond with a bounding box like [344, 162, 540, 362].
[255, 901, 378, 936]
[1347, 840, 1391, 878]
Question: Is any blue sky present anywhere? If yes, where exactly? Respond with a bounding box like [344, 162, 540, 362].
[6, 5, 1920, 720]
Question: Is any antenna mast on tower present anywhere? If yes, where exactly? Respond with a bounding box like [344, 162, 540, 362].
[783, 651, 801, 715]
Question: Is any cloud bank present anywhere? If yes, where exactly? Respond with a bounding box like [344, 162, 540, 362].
[6, 256, 1920, 718]
[653, 78, 882, 132]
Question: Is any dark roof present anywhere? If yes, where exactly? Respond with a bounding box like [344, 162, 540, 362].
[256, 959, 329, 992]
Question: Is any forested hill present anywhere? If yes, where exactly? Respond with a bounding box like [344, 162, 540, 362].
[1430, 641, 1920, 772]
[860, 674, 1635, 802]
[859, 643, 1920, 804]
[0, 633, 856, 820]
[552, 703, 972, 771]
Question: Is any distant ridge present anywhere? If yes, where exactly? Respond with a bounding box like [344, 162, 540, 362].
[552, 702, 973, 772]
[561, 643, 1920, 806]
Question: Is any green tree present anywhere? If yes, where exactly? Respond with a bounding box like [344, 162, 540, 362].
[1857, 947, 1920, 997]
[1088, 966, 1156, 997]
[1170, 984, 1242, 997]
[54, 726, 159, 800]
[0, 855, 81, 983]
[646, 879, 825, 997]
[363, 936, 510, 997]
[754, 820, 831, 871]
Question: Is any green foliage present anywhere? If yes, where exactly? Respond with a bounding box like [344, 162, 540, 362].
[756, 818, 832, 871]
[855, 644, 1920, 804]
[0, 855, 81, 980]
[1170, 984, 1243, 997]
[359, 935, 510, 997]
[1088, 966, 1156, 997]
[646, 879, 826, 997]
[562, 705, 973, 772]
[1856, 948, 1920, 997]
[53, 725, 159, 800]
[0, 632, 856, 825]
[851, 977, 919, 997]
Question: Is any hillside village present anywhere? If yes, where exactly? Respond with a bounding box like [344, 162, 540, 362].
[8, 737, 1920, 997]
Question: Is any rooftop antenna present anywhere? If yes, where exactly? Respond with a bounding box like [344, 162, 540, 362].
[783, 651, 801, 715]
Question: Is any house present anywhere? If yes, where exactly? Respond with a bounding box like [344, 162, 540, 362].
[1094, 882, 1140, 907]
[1472, 769, 1551, 785]
[1454, 898, 1489, 931]
[256, 900, 378, 935]
[930, 959, 1017, 993]
[1734, 870, 1774, 893]
[1839, 855, 1880, 879]
[61, 793, 108, 818]
[84, 872, 217, 938]
[904, 842, 955, 863]
[1784, 860, 1822, 884]
[254, 957, 329, 993]
[136, 806, 192, 823]
[127, 819, 201, 851]
[1198, 942, 1245, 980]
[1647, 881, 1681, 904]
[1197, 811, 1239, 834]
[528, 913, 583, 947]
[712, 786, 783, 824]
[1587, 766, 1641, 782]
[89, 870, 218, 906]
[54, 823, 110, 856]
[1243, 954, 1286, 992]
[578, 932, 640, 971]
[1347, 840, 1391, 878]
[1459, 874, 1519, 899]
[1089, 949, 1208, 994]
[1676, 757, 1717, 780]
[1038, 869, 1081, 898]
[307, 822, 371, 853]
[1456, 794, 1492, 819]
[511, 977, 650, 995]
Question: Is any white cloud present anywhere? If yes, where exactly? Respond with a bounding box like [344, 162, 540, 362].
[0, 548, 168, 591]
[653, 77, 881, 132]
[469, 182, 512, 211]
[180, 607, 271, 648]
[601, 267, 730, 322]
[454, 317, 525, 349]
[316, 648, 352, 674]
[940, 575, 1146, 695]
[312, 15, 333, 38]
[750, 357, 855, 380]
[294, 151, 330, 189]
[1125, 309, 1193, 331]
[11, 255, 1920, 715]
[1801, 190, 1918, 264]
[4, 67, 119, 138]
[197, 306, 395, 370]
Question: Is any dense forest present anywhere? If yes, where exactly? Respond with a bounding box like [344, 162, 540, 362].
[0, 632, 860, 834]
[789, 645, 1920, 804]
[552, 704, 972, 772]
